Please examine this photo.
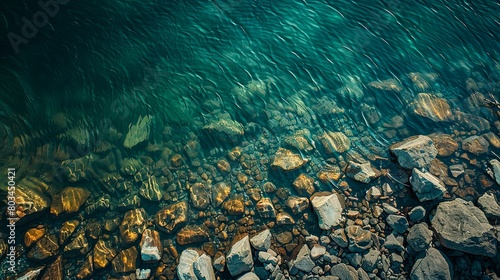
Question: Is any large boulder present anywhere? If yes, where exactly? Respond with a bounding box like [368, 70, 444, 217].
[477, 192, 500, 219]
[431, 199, 497, 257]
[226, 235, 254, 276]
[311, 192, 344, 230]
[410, 248, 452, 280]
[390, 135, 437, 169]
[410, 169, 447, 202]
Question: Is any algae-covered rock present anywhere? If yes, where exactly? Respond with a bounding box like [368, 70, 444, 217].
[123, 115, 153, 149]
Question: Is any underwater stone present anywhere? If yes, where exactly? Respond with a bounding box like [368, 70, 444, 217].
[41, 255, 63, 280]
[410, 168, 446, 202]
[408, 72, 439, 91]
[412, 93, 452, 122]
[24, 227, 46, 247]
[344, 161, 381, 183]
[490, 159, 500, 185]
[177, 249, 199, 280]
[276, 212, 295, 225]
[123, 115, 153, 149]
[119, 208, 147, 245]
[28, 234, 59, 261]
[93, 238, 117, 269]
[50, 187, 90, 216]
[140, 229, 162, 262]
[155, 201, 189, 233]
[212, 182, 231, 207]
[256, 198, 276, 218]
[367, 78, 403, 92]
[286, 196, 310, 215]
[15, 177, 51, 222]
[194, 253, 216, 280]
[319, 131, 351, 154]
[293, 173, 315, 196]
[284, 129, 314, 152]
[428, 133, 458, 157]
[63, 230, 90, 256]
[223, 199, 245, 216]
[139, 174, 162, 201]
[176, 225, 210, 245]
[461, 135, 489, 155]
[190, 182, 211, 210]
[271, 147, 308, 172]
[226, 235, 254, 276]
[203, 118, 244, 143]
[390, 135, 437, 169]
[112, 246, 138, 273]
[311, 192, 344, 230]
[292, 244, 315, 273]
[346, 226, 373, 253]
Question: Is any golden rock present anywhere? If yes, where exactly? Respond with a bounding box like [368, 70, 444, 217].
[190, 182, 211, 210]
[155, 201, 188, 233]
[59, 220, 79, 245]
[428, 133, 458, 157]
[319, 132, 351, 154]
[112, 246, 138, 273]
[119, 208, 147, 245]
[28, 234, 59, 261]
[412, 93, 452, 122]
[41, 255, 63, 280]
[15, 177, 51, 221]
[223, 199, 245, 216]
[293, 174, 316, 196]
[50, 187, 90, 216]
[25, 227, 46, 247]
[76, 254, 93, 279]
[93, 238, 117, 269]
[212, 182, 231, 207]
[271, 147, 308, 172]
[63, 230, 89, 256]
[176, 225, 210, 245]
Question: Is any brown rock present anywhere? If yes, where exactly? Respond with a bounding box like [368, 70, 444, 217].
[284, 129, 314, 152]
[25, 227, 46, 247]
[276, 212, 296, 225]
[428, 133, 458, 157]
[484, 132, 500, 148]
[76, 254, 93, 279]
[454, 111, 490, 132]
[15, 177, 51, 222]
[63, 230, 89, 256]
[271, 147, 308, 172]
[368, 78, 403, 92]
[212, 182, 231, 207]
[319, 131, 351, 154]
[85, 222, 102, 240]
[190, 182, 211, 210]
[286, 196, 310, 215]
[112, 246, 138, 273]
[28, 234, 59, 261]
[256, 198, 276, 218]
[93, 238, 117, 269]
[346, 225, 372, 253]
[59, 220, 79, 245]
[412, 93, 452, 122]
[139, 174, 162, 201]
[155, 201, 188, 233]
[276, 231, 293, 244]
[50, 187, 90, 216]
[41, 255, 63, 280]
[462, 136, 490, 155]
[293, 174, 316, 196]
[429, 159, 448, 177]
[223, 199, 245, 216]
[170, 154, 184, 167]
[176, 225, 210, 245]
[119, 208, 147, 245]
[217, 159, 231, 173]
[317, 167, 342, 183]
[104, 217, 121, 233]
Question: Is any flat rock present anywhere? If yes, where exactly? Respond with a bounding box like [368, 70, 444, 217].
[428, 133, 458, 157]
[286, 196, 310, 215]
[386, 215, 409, 234]
[190, 182, 211, 210]
[454, 111, 491, 132]
[224, 199, 245, 216]
[330, 263, 358, 280]
[407, 223, 433, 252]
[345, 161, 381, 183]
[50, 187, 90, 216]
[276, 212, 295, 225]
[489, 159, 500, 185]
[293, 173, 316, 196]
[203, 118, 244, 143]
[177, 249, 199, 280]
[368, 78, 403, 92]
[484, 132, 500, 148]
[293, 244, 315, 273]
[271, 147, 308, 172]
[194, 253, 216, 280]
[176, 225, 209, 245]
[212, 182, 231, 207]
[311, 192, 344, 230]
[412, 93, 452, 122]
[123, 115, 153, 148]
[155, 201, 188, 233]
[284, 129, 314, 152]
[28, 234, 59, 261]
[139, 174, 162, 201]
[410, 248, 452, 280]
[63, 229, 89, 256]
[25, 227, 46, 247]
[346, 225, 372, 253]
[431, 198, 497, 257]
[477, 192, 500, 219]
[119, 208, 147, 245]
[390, 135, 438, 169]
[462, 135, 489, 155]
[319, 131, 351, 154]
[410, 169, 446, 202]
[94, 238, 117, 269]
[227, 235, 254, 276]
[250, 229, 272, 251]
[14, 177, 51, 222]
[112, 246, 137, 273]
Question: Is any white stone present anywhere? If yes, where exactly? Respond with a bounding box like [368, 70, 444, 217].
[250, 229, 272, 251]
[177, 249, 199, 280]
[194, 254, 216, 280]
[312, 193, 344, 230]
[227, 235, 254, 276]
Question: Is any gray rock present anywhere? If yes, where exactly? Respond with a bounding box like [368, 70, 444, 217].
[410, 168, 447, 202]
[357, 267, 370, 280]
[330, 263, 358, 280]
[194, 254, 216, 280]
[390, 135, 438, 169]
[238, 272, 260, 280]
[462, 135, 489, 155]
[177, 249, 199, 280]
[386, 215, 409, 233]
[250, 229, 272, 251]
[361, 249, 380, 272]
[311, 193, 344, 230]
[431, 198, 497, 257]
[345, 253, 362, 268]
[258, 251, 278, 265]
[330, 228, 348, 248]
[293, 244, 315, 273]
[345, 161, 381, 183]
[407, 223, 433, 252]
[449, 164, 464, 178]
[227, 235, 254, 276]
[470, 260, 482, 277]
[346, 225, 373, 253]
[477, 192, 500, 219]
[410, 248, 452, 280]
[408, 206, 426, 222]
[383, 233, 404, 252]
[490, 159, 500, 185]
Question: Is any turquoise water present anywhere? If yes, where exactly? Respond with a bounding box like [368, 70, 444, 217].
[0, 0, 500, 278]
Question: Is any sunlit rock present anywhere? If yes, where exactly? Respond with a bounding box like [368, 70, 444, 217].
[368, 78, 403, 92]
[410, 169, 447, 202]
[15, 177, 51, 222]
[41, 255, 63, 280]
[286, 196, 310, 215]
[454, 111, 490, 132]
[256, 198, 276, 218]
[94, 238, 117, 269]
[50, 187, 90, 216]
[428, 133, 458, 157]
[390, 135, 437, 169]
[119, 208, 147, 245]
[319, 131, 351, 154]
[284, 129, 314, 153]
[176, 225, 210, 245]
[345, 161, 381, 183]
[28, 234, 59, 261]
[24, 227, 46, 247]
[203, 116, 244, 143]
[408, 72, 439, 91]
[412, 93, 452, 122]
[63, 230, 90, 256]
[271, 147, 308, 172]
[311, 192, 344, 230]
[212, 182, 231, 207]
[155, 201, 189, 233]
[293, 173, 315, 196]
[190, 182, 211, 210]
[223, 198, 245, 216]
[112, 246, 138, 273]
[462, 135, 489, 155]
[123, 115, 153, 148]
[140, 229, 162, 262]
[139, 174, 162, 201]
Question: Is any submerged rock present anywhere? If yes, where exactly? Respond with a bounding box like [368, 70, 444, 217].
[431, 198, 497, 257]
[112, 246, 138, 273]
[286, 196, 310, 215]
[271, 147, 308, 172]
[410, 248, 452, 280]
[190, 182, 211, 210]
[256, 198, 276, 218]
[293, 173, 316, 196]
[50, 187, 90, 216]
[15, 177, 51, 222]
[461, 135, 490, 155]
[139, 174, 162, 201]
[155, 201, 188, 233]
[319, 131, 351, 154]
[212, 182, 231, 207]
[408, 72, 439, 91]
[28, 234, 59, 261]
[140, 229, 162, 262]
[194, 254, 216, 280]
[284, 129, 314, 152]
[410, 169, 447, 202]
[226, 235, 254, 276]
[344, 161, 381, 183]
[119, 208, 147, 245]
[428, 133, 458, 157]
[390, 135, 438, 169]
[203, 118, 244, 143]
[176, 225, 210, 245]
[368, 78, 403, 92]
[177, 249, 199, 280]
[311, 192, 344, 230]
[123, 115, 153, 149]
[94, 238, 117, 269]
[412, 93, 452, 122]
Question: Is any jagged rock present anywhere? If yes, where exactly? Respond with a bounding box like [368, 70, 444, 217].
[365, 186, 382, 201]
[271, 147, 308, 172]
[136, 269, 152, 280]
[293, 173, 316, 196]
[120, 158, 141, 176]
[50, 187, 90, 216]
[383, 233, 404, 252]
[346, 226, 372, 253]
[117, 194, 141, 210]
[59, 220, 79, 245]
[223, 199, 245, 216]
[16, 267, 45, 280]
[390, 135, 438, 169]
[386, 215, 409, 234]
[212, 182, 231, 207]
[155, 201, 188, 233]
[410, 248, 452, 280]
[190, 182, 211, 210]
[284, 129, 314, 152]
[286, 196, 310, 215]
[407, 223, 433, 252]
[85, 222, 102, 240]
[25, 227, 46, 247]
[319, 131, 351, 154]
[250, 229, 272, 251]
[428, 133, 459, 157]
[194, 253, 216, 280]
[412, 93, 452, 122]
[431, 198, 497, 257]
[177, 225, 210, 245]
[227, 235, 253, 276]
[462, 135, 490, 155]
[311, 192, 344, 230]
[361, 249, 380, 272]
[41, 255, 63, 280]
[317, 166, 342, 183]
[330, 228, 348, 248]
[123, 115, 153, 148]
[28, 234, 59, 261]
[410, 168, 447, 202]
[330, 263, 358, 280]
[112, 246, 138, 273]
[310, 244, 326, 260]
[203, 118, 244, 143]
[449, 164, 464, 178]
[93, 238, 117, 269]
[292, 244, 315, 273]
[139, 174, 162, 201]
[256, 198, 276, 218]
[14, 177, 51, 222]
[76, 254, 93, 279]
[345, 161, 381, 183]
[178, 249, 199, 280]
[140, 229, 162, 262]
[85, 195, 110, 216]
[119, 208, 147, 245]
[63, 230, 89, 256]
[184, 139, 201, 159]
[477, 192, 500, 219]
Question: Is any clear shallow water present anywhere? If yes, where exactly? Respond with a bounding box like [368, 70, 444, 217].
[0, 0, 499, 278]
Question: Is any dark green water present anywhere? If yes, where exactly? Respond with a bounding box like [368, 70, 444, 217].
[0, 0, 499, 278]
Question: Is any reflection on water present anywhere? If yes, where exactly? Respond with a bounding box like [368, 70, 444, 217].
[0, 0, 499, 278]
